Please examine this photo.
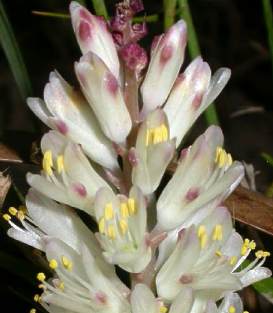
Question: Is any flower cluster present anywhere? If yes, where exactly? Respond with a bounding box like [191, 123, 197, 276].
[3, 1, 271, 313]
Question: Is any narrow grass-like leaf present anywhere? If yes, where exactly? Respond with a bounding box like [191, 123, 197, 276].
[0, 0, 32, 99]
[32, 10, 70, 19]
[163, 0, 177, 29]
[262, 0, 273, 74]
[178, 0, 219, 125]
[91, 0, 108, 19]
[261, 152, 273, 167]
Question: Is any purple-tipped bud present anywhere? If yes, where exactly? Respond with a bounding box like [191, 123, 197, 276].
[70, 1, 120, 79]
[140, 20, 187, 117]
[120, 43, 148, 75]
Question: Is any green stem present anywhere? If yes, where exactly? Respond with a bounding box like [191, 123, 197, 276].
[0, 0, 32, 100]
[163, 0, 177, 29]
[91, 0, 108, 19]
[178, 0, 219, 125]
[262, 0, 273, 74]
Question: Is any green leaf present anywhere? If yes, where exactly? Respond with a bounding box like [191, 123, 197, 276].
[261, 152, 273, 167]
[262, 0, 273, 75]
[0, 0, 32, 100]
[91, 0, 108, 19]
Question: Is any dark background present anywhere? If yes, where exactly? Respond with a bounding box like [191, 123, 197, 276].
[0, 0, 272, 312]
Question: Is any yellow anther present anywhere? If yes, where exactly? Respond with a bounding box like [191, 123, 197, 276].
[61, 256, 73, 270]
[98, 217, 105, 234]
[107, 224, 116, 239]
[197, 225, 206, 238]
[17, 210, 25, 220]
[243, 311, 249, 313]
[119, 219, 128, 235]
[227, 153, 233, 166]
[215, 146, 222, 162]
[34, 294, 40, 302]
[104, 203, 114, 220]
[153, 126, 163, 144]
[228, 305, 236, 313]
[120, 202, 129, 218]
[215, 250, 222, 257]
[263, 251, 270, 257]
[30, 309, 36, 313]
[43, 150, 53, 175]
[56, 155, 65, 173]
[18, 205, 27, 213]
[37, 272, 46, 282]
[230, 256, 238, 266]
[249, 240, 256, 250]
[212, 224, 223, 241]
[244, 239, 250, 245]
[218, 150, 227, 168]
[8, 207, 17, 216]
[161, 124, 168, 141]
[145, 129, 152, 146]
[241, 245, 248, 256]
[58, 281, 65, 290]
[160, 306, 168, 313]
[128, 198, 136, 215]
[49, 259, 58, 270]
[255, 250, 270, 259]
[3, 213, 11, 221]
[200, 232, 207, 249]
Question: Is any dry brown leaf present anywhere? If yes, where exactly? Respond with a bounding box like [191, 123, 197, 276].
[0, 143, 22, 163]
[0, 171, 11, 207]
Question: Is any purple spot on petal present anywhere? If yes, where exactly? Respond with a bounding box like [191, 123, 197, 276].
[56, 121, 68, 135]
[79, 21, 91, 41]
[160, 45, 173, 65]
[80, 9, 92, 22]
[185, 187, 199, 202]
[95, 292, 107, 305]
[178, 228, 185, 241]
[179, 274, 193, 284]
[179, 147, 189, 160]
[73, 183, 87, 197]
[192, 93, 203, 110]
[105, 72, 118, 95]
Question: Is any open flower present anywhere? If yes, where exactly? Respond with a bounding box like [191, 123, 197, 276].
[27, 131, 110, 216]
[156, 207, 271, 301]
[27, 71, 119, 170]
[37, 239, 130, 313]
[157, 125, 244, 230]
[130, 109, 175, 195]
[94, 186, 151, 273]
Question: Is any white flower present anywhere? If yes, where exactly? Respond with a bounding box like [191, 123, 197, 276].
[27, 131, 110, 215]
[140, 20, 187, 117]
[75, 52, 132, 143]
[38, 238, 130, 313]
[94, 186, 151, 273]
[27, 71, 119, 171]
[130, 109, 175, 195]
[156, 206, 271, 301]
[164, 57, 231, 147]
[70, 1, 120, 80]
[157, 125, 244, 230]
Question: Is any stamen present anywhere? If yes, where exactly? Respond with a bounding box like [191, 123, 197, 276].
[61, 256, 73, 270]
[119, 219, 128, 235]
[107, 225, 116, 239]
[249, 240, 256, 250]
[212, 224, 223, 241]
[17, 210, 25, 220]
[43, 150, 53, 175]
[37, 272, 46, 282]
[58, 281, 65, 290]
[128, 198, 136, 215]
[197, 225, 206, 237]
[198, 225, 207, 249]
[230, 256, 238, 266]
[57, 155, 65, 173]
[145, 129, 152, 146]
[215, 250, 222, 257]
[161, 124, 168, 141]
[49, 259, 58, 270]
[153, 127, 163, 144]
[227, 153, 233, 166]
[255, 250, 270, 259]
[8, 207, 17, 216]
[120, 202, 129, 218]
[228, 305, 236, 313]
[34, 294, 40, 302]
[99, 217, 105, 234]
[160, 305, 168, 313]
[30, 309, 36, 313]
[3, 213, 11, 221]
[104, 203, 114, 220]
